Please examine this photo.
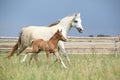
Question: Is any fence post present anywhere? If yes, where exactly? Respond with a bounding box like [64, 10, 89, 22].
[115, 39, 118, 57]
[115, 34, 120, 57]
[118, 34, 120, 41]
[118, 34, 120, 55]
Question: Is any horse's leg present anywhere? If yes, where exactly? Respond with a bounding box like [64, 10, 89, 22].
[21, 54, 28, 63]
[20, 48, 33, 63]
[16, 45, 27, 62]
[54, 51, 67, 69]
[58, 41, 71, 64]
[16, 45, 27, 56]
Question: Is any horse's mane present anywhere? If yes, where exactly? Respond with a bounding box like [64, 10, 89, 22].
[48, 14, 76, 27]
[48, 20, 60, 27]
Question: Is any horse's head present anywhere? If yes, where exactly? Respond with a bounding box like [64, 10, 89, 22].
[56, 30, 67, 42]
[71, 13, 84, 33]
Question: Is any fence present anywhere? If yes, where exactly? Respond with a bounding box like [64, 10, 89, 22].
[65, 36, 120, 55]
[0, 36, 120, 55]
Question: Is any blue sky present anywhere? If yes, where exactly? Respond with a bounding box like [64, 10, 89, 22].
[0, 0, 120, 37]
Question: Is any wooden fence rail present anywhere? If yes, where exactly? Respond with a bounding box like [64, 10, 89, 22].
[0, 36, 120, 55]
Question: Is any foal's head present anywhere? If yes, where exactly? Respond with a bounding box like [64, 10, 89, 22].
[54, 30, 67, 42]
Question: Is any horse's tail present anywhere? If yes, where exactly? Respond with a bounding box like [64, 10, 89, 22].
[6, 31, 22, 59]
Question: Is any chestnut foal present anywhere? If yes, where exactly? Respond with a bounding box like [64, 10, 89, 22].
[26, 30, 67, 68]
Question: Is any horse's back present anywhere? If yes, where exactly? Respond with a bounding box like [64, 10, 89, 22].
[26, 26, 57, 39]
[22, 26, 48, 32]
[20, 25, 61, 47]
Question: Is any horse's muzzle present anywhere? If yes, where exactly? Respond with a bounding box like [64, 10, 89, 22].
[77, 28, 84, 33]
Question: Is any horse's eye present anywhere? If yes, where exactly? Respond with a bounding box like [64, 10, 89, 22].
[74, 20, 78, 23]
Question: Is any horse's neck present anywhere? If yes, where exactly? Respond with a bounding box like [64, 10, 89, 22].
[59, 18, 73, 36]
[48, 35, 59, 48]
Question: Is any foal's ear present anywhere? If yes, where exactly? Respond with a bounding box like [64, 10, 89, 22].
[57, 29, 60, 32]
[60, 30, 62, 32]
[57, 29, 62, 33]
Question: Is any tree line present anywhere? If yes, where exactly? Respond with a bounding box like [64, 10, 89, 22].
[89, 34, 111, 37]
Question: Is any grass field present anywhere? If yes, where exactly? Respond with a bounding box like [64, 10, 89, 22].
[0, 52, 120, 80]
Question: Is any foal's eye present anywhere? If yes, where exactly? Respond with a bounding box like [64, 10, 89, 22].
[74, 20, 78, 23]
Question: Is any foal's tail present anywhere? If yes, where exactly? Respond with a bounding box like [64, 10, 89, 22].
[6, 32, 22, 59]
[31, 40, 34, 44]
[25, 40, 34, 54]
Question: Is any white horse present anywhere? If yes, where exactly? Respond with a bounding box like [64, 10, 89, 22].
[6, 13, 84, 64]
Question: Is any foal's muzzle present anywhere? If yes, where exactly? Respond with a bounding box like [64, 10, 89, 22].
[62, 37, 67, 42]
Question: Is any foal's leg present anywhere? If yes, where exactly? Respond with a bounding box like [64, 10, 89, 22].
[29, 46, 39, 64]
[25, 48, 34, 64]
[28, 53, 39, 64]
[58, 41, 71, 64]
[29, 53, 35, 64]
[54, 51, 67, 69]
[45, 51, 50, 68]
[34, 53, 39, 62]
[33, 50, 41, 64]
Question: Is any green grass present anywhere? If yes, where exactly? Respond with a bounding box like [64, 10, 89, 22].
[0, 52, 120, 80]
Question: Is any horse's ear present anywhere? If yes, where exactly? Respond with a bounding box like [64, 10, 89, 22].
[78, 13, 80, 16]
[75, 13, 80, 17]
[75, 14, 77, 17]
